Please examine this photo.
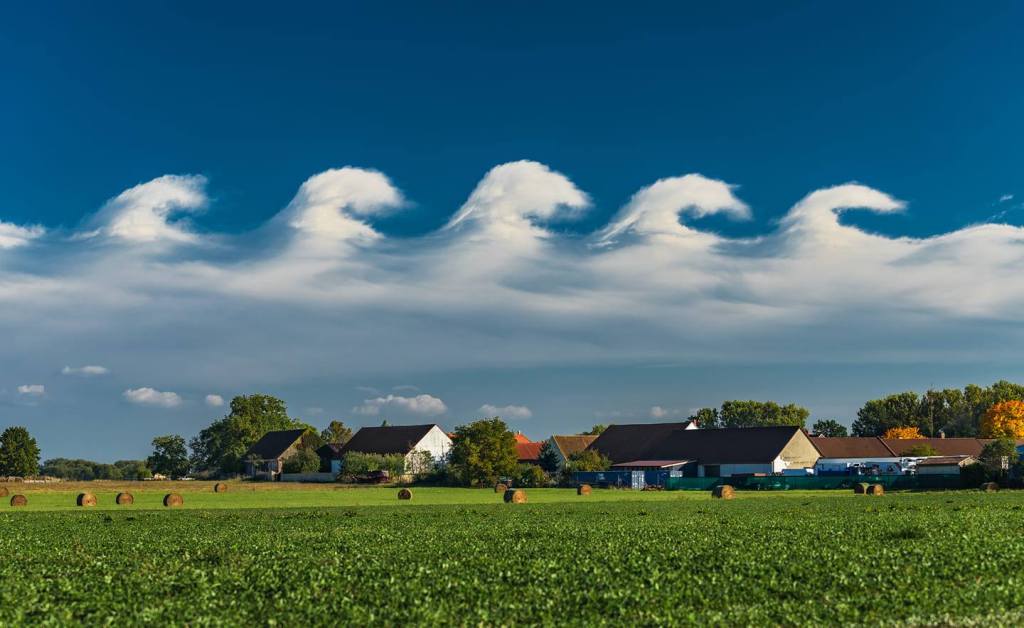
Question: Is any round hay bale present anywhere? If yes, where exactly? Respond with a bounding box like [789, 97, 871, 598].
[397, 488, 413, 500]
[981, 481, 999, 493]
[867, 484, 885, 496]
[0, 486, 8, 497]
[9, 494, 27, 507]
[494, 483, 508, 493]
[577, 484, 592, 496]
[163, 493, 184, 508]
[854, 482, 869, 494]
[503, 488, 527, 504]
[76, 492, 97, 507]
[711, 485, 735, 500]
[115, 492, 134, 506]
[213, 482, 228, 493]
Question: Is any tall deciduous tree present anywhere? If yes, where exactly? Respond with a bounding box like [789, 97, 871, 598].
[320, 420, 353, 445]
[980, 400, 1024, 439]
[0, 426, 40, 477]
[147, 435, 190, 479]
[190, 394, 311, 475]
[811, 419, 848, 437]
[718, 401, 809, 428]
[691, 407, 720, 429]
[536, 441, 561, 473]
[581, 424, 607, 436]
[852, 392, 923, 436]
[448, 417, 518, 486]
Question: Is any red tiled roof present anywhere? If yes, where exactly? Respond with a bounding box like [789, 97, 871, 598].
[514, 433, 532, 444]
[516, 442, 543, 462]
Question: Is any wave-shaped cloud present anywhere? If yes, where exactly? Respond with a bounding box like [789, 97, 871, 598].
[2, 161, 1023, 397]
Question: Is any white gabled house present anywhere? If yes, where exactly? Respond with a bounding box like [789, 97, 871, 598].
[320, 424, 452, 475]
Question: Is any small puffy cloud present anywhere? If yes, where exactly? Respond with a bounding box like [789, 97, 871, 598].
[353, 394, 447, 417]
[62, 365, 109, 377]
[0, 221, 45, 249]
[479, 404, 533, 420]
[123, 387, 182, 408]
[204, 394, 224, 407]
[84, 174, 207, 243]
[999, 194, 1014, 203]
[17, 384, 45, 396]
[649, 405, 668, 419]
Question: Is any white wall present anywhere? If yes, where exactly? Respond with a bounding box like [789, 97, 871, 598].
[406, 425, 453, 471]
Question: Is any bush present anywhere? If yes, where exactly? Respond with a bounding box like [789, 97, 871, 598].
[342, 452, 407, 478]
[518, 464, 549, 488]
[960, 463, 989, 488]
[283, 448, 321, 474]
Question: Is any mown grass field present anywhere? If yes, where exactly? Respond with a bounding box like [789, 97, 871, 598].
[2, 483, 1023, 625]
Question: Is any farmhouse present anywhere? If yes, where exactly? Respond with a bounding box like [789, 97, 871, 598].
[543, 434, 599, 468]
[589, 423, 819, 477]
[243, 428, 307, 479]
[323, 424, 453, 474]
[515, 434, 543, 465]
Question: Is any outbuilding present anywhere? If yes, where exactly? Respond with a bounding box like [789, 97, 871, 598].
[322, 424, 453, 475]
[916, 455, 976, 475]
[243, 429, 308, 479]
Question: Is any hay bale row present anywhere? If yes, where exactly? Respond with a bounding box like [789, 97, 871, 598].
[853, 482, 869, 494]
[504, 489, 527, 504]
[213, 482, 228, 493]
[711, 485, 735, 500]
[398, 488, 413, 500]
[116, 492, 134, 505]
[9, 494, 27, 507]
[163, 493, 184, 508]
[577, 484, 592, 496]
[0, 486, 8, 497]
[494, 483, 508, 494]
[867, 484, 885, 496]
[76, 492, 97, 507]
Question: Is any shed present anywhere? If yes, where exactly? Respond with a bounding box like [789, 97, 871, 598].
[243, 429, 308, 479]
[916, 455, 976, 475]
[327, 424, 453, 475]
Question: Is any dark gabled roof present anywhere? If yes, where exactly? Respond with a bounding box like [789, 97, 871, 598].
[585, 422, 694, 464]
[647, 426, 806, 464]
[551, 435, 598, 458]
[812, 437, 897, 458]
[340, 424, 439, 456]
[244, 429, 307, 460]
[317, 443, 344, 460]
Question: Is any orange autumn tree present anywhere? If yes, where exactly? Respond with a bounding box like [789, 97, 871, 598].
[883, 426, 923, 439]
[980, 400, 1024, 439]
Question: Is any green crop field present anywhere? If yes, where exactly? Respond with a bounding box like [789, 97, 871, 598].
[2, 484, 1023, 625]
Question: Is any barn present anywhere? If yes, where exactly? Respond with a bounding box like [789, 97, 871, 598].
[320, 424, 453, 475]
[243, 429, 308, 480]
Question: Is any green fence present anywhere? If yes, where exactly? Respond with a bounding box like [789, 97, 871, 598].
[664, 474, 965, 491]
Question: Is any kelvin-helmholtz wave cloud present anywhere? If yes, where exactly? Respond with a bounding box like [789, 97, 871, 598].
[2, 160, 1024, 398]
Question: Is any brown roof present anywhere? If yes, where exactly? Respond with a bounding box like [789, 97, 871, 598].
[812, 437, 896, 458]
[585, 423, 691, 464]
[612, 460, 692, 468]
[917, 455, 975, 467]
[244, 429, 307, 460]
[341, 424, 439, 456]
[516, 442, 543, 462]
[882, 438, 988, 457]
[551, 435, 598, 459]
[514, 433, 532, 444]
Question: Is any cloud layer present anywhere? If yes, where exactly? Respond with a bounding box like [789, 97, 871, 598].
[2, 161, 1024, 413]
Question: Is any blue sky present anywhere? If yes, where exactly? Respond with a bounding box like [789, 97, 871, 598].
[2, 1, 1023, 460]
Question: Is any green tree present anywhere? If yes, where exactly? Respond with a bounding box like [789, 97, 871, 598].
[448, 417, 518, 486]
[811, 419, 848, 437]
[718, 401, 809, 428]
[691, 407, 720, 429]
[320, 420, 353, 446]
[581, 424, 607, 436]
[282, 448, 321, 474]
[190, 394, 309, 475]
[340, 452, 407, 478]
[565, 448, 611, 472]
[851, 392, 923, 436]
[113, 459, 152, 480]
[147, 435, 190, 479]
[979, 438, 1019, 474]
[536, 441, 561, 473]
[517, 464, 549, 487]
[0, 426, 40, 477]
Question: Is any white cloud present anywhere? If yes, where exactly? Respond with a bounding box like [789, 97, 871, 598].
[479, 404, 533, 420]
[649, 405, 668, 419]
[123, 387, 182, 408]
[0, 221, 45, 249]
[62, 365, 109, 377]
[999, 194, 1014, 203]
[353, 394, 447, 417]
[84, 174, 207, 243]
[17, 384, 45, 396]
[204, 394, 224, 407]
